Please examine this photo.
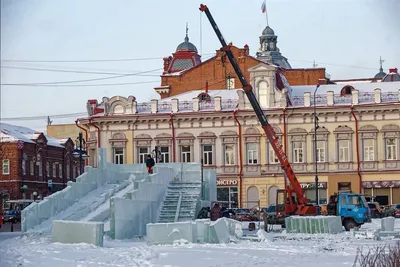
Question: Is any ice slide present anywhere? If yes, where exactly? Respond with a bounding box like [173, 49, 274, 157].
[27, 180, 134, 233]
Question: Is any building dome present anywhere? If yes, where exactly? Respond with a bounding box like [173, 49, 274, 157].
[262, 26, 275, 36]
[374, 70, 386, 79]
[176, 35, 198, 53]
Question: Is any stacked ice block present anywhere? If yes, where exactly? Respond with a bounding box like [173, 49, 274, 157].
[52, 220, 104, 246]
[285, 216, 343, 234]
[146, 217, 243, 245]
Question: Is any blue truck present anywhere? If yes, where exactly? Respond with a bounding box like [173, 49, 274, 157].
[326, 192, 371, 231]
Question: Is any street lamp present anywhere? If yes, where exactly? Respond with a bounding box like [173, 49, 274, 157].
[314, 84, 321, 215]
[73, 132, 89, 175]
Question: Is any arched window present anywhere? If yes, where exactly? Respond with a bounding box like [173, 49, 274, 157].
[198, 92, 211, 102]
[340, 85, 354, 96]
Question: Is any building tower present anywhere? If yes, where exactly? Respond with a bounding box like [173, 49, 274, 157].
[373, 56, 387, 79]
[256, 25, 292, 69]
[162, 23, 202, 75]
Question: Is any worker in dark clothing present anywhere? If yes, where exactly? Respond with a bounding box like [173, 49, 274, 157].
[210, 203, 222, 221]
[327, 193, 338, 215]
[146, 155, 155, 174]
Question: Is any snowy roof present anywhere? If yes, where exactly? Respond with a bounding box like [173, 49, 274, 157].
[291, 81, 400, 97]
[161, 89, 240, 102]
[0, 123, 64, 148]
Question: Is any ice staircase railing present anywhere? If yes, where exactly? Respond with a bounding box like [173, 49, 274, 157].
[174, 193, 183, 222]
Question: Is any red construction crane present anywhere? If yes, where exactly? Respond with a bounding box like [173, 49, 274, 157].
[200, 4, 316, 216]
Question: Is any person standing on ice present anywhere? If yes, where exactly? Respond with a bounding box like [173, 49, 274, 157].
[146, 155, 155, 174]
[210, 203, 222, 221]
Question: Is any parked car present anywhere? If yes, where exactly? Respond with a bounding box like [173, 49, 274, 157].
[2, 210, 21, 223]
[384, 204, 400, 218]
[232, 208, 251, 221]
[262, 204, 277, 217]
[368, 202, 384, 218]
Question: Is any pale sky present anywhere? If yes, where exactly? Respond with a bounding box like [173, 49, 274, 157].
[1, 0, 399, 131]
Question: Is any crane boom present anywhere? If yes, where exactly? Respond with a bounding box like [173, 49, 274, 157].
[200, 4, 316, 215]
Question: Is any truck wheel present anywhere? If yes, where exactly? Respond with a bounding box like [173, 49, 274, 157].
[343, 219, 356, 231]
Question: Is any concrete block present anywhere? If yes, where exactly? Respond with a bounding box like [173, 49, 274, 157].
[381, 217, 395, 232]
[52, 220, 104, 247]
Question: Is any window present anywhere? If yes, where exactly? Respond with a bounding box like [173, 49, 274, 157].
[46, 162, 50, 177]
[30, 161, 34, 175]
[268, 144, 279, 164]
[226, 77, 235, 89]
[38, 162, 43, 177]
[316, 141, 325, 162]
[339, 140, 350, 162]
[52, 163, 56, 177]
[138, 147, 149, 163]
[22, 159, 26, 175]
[2, 159, 10, 175]
[247, 143, 258, 164]
[160, 146, 170, 163]
[217, 187, 238, 209]
[59, 163, 63, 178]
[224, 144, 235, 165]
[113, 148, 124, 164]
[386, 138, 397, 160]
[66, 160, 70, 180]
[293, 141, 303, 163]
[198, 93, 211, 102]
[363, 139, 374, 161]
[202, 145, 213, 165]
[258, 81, 268, 108]
[181, 146, 191, 163]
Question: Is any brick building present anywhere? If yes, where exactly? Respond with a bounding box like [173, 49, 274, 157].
[155, 25, 327, 99]
[0, 123, 79, 202]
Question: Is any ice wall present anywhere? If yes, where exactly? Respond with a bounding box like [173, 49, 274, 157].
[285, 216, 343, 234]
[146, 218, 243, 245]
[109, 169, 175, 239]
[52, 220, 104, 246]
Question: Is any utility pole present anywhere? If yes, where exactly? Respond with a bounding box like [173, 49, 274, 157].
[46, 116, 53, 126]
[313, 60, 318, 68]
[314, 84, 321, 215]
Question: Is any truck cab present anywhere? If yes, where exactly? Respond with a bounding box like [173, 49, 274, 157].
[328, 193, 371, 231]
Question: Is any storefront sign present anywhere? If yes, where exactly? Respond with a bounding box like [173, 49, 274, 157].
[217, 179, 238, 186]
[362, 181, 400, 188]
[300, 182, 327, 189]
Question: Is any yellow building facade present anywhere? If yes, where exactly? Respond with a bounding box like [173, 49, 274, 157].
[77, 63, 400, 209]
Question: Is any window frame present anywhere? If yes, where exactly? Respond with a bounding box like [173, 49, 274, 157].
[224, 144, 235, 165]
[386, 137, 397, 160]
[338, 139, 350, 162]
[363, 139, 375, 161]
[2, 159, 10, 175]
[181, 145, 191, 163]
[159, 146, 170, 163]
[138, 147, 150, 164]
[292, 141, 304, 163]
[246, 143, 258, 165]
[113, 147, 124, 164]
[202, 144, 213, 165]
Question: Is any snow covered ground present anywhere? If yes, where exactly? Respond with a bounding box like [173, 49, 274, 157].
[1, 219, 399, 267]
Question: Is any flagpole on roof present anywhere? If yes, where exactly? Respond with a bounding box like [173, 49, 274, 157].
[261, 0, 268, 26]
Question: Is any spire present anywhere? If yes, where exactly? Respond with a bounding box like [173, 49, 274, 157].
[185, 22, 189, 42]
[379, 56, 385, 73]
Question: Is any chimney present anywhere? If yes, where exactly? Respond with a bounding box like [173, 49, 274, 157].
[389, 68, 398, 74]
[163, 57, 171, 73]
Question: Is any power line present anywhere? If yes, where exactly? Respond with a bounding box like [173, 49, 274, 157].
[290, 59, 377, 70]
[1, 112, 87, 121]
[1, 53, 216, 63]
[0, 65, 162, 76]
[1, 68, 163, 86]
[1, 80, 160, 87]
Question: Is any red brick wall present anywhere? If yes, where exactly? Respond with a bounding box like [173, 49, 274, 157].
[0, 142, 21, 199]
[283, 68, 326, 86]
[158, 45, 326, 98]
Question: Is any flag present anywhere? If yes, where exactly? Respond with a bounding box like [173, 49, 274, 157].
[261, 1, 266, 13]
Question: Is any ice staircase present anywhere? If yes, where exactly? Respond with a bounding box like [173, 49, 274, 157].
[158, 181, 202, 223]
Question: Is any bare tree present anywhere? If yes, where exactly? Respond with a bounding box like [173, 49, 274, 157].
[353, 241, 400, 267]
